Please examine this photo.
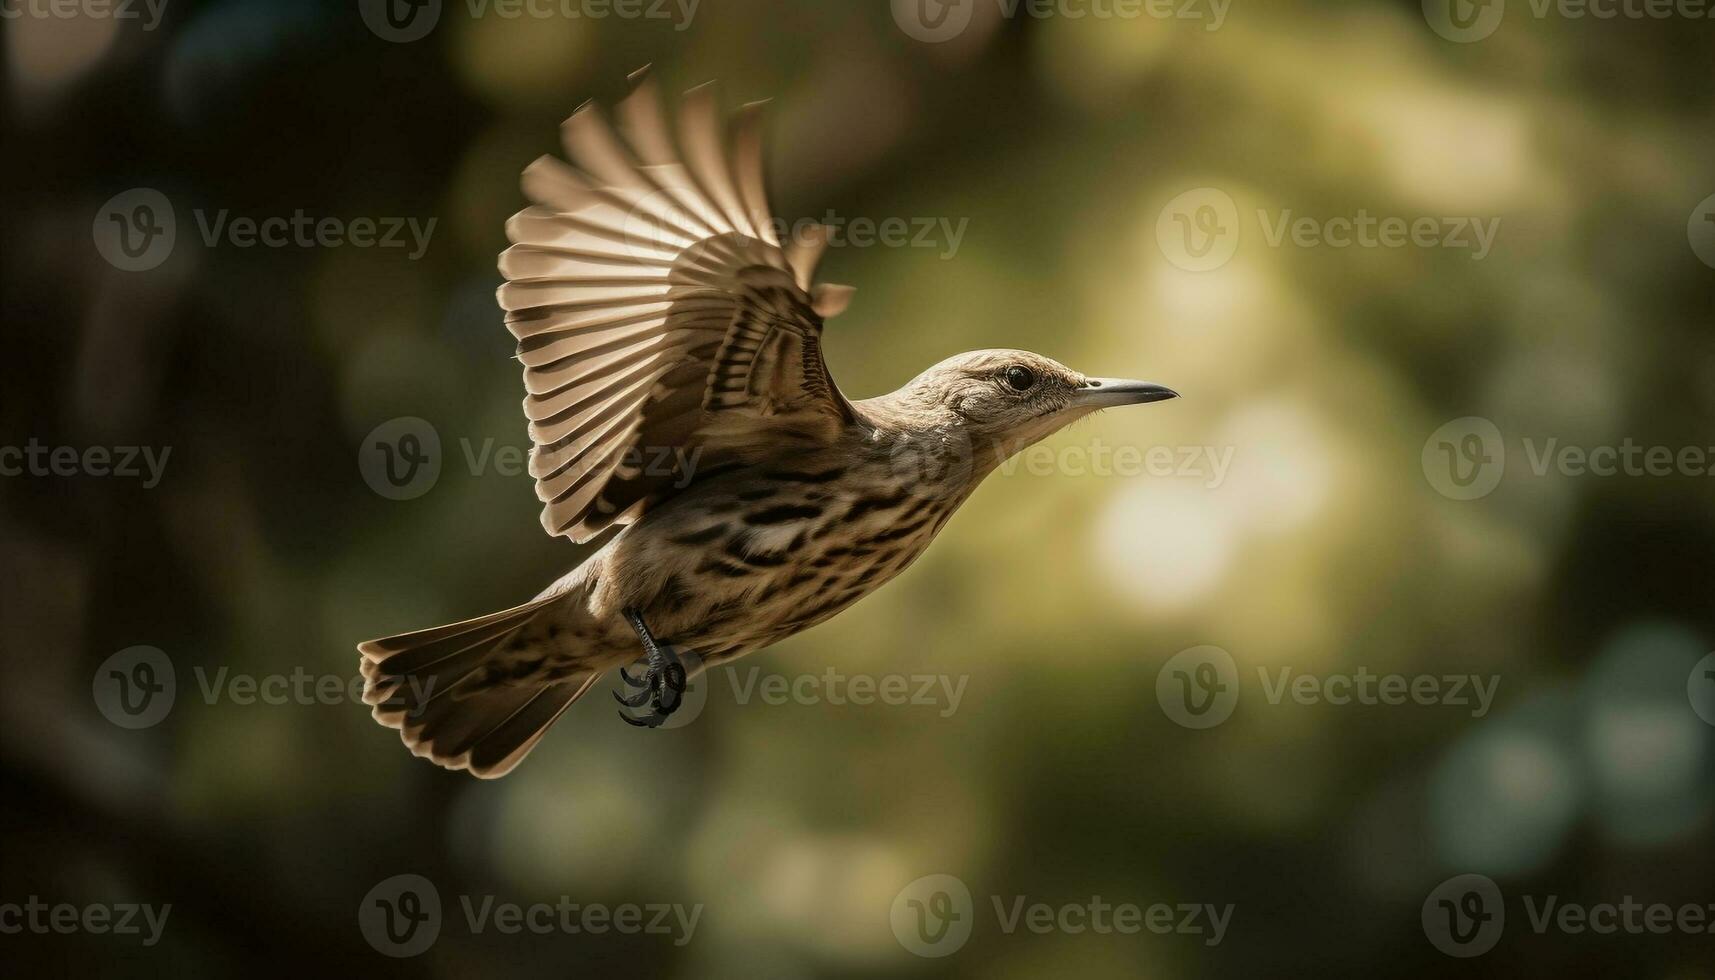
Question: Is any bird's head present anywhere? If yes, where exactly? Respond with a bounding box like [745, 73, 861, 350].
[872, 348, 1178, 460]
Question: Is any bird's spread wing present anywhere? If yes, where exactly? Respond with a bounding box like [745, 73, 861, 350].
[498, 69, 856, 542]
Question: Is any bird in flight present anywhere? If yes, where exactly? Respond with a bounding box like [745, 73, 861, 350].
[359, 68, 1178, 777]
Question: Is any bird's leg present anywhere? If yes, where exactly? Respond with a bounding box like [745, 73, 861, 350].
[612, 608, 687, 728]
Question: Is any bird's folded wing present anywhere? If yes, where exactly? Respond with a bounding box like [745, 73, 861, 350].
[498, 70, 855, 543]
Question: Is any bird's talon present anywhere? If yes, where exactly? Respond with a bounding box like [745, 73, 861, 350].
[617, 708, 665, 728]
[613, 647, 687, 728]
[613, 686, 652, 708]
[654, 685, 683, 715]
[614, 611, 690, 729]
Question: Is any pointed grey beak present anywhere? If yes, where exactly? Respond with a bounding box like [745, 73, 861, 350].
[1073, 378, 1180, 408]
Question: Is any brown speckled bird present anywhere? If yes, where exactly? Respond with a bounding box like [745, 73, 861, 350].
[359, 69, 1177, 777]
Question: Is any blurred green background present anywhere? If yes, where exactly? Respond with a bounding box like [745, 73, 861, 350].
[2, 0, 1712, 976]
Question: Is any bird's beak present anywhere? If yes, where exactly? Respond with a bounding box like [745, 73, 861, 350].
[1072, 378, 1180, 409]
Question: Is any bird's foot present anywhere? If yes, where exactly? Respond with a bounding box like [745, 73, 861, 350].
[613, 606, 686, 728]
[613, 658, 687, 727]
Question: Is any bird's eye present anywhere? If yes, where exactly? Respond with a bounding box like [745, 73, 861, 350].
[1003, 366, 1037, 392]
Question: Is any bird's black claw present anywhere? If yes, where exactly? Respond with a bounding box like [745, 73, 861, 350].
[613, 653, 688, 728]
[618, 709, 666, 728]
[613, 686, 652, 708]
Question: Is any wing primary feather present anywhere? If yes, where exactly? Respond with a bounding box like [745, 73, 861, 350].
[784, 222, 829, 290]
[677, 82, 759, 240]
[519, 156, 601, 213]
[617, 69, 677, 167]
[561, 103, 651, 191]
[731, 100, 781, 247]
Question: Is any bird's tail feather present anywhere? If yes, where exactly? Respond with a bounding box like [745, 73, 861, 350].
[358, 596, 598, 778]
